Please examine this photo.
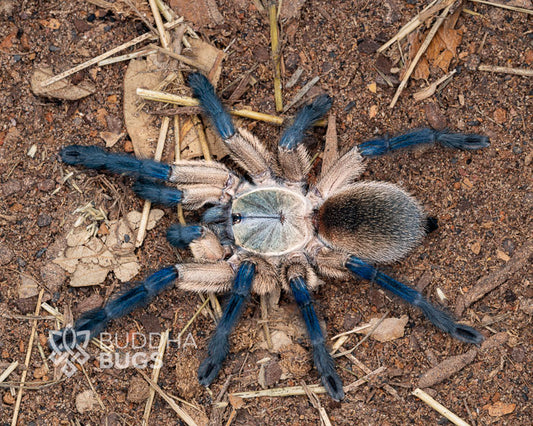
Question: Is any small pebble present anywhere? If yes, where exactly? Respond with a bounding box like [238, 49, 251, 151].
[127, 377, 150, 403]
[37, 179, 56, 192]
[49, 45, 60, 52]
[0, 243, 14, 265]
[37, 213, 52, 227]
[512, 145, 522, 155]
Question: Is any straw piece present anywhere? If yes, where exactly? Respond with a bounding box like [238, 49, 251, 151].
[138, 369, 198, 426]
[269, 2, 283, 112]
[40, 18, 184, 87]
[135, 116, 170, 247]
[143, 330, 170, 425]
[389, 3, 453, 108]
[11, 289, 44, 426]
[412, 388, 470, 426]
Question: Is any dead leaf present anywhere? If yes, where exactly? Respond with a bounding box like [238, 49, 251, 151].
[406, 31, 430, 80]
[485, 401, 516, 417]
[228, 394, 245, 409]
[99, 131, 124, 148]
[183, 37, 226, 87]
[123, 57, 165, 158]
[357, 315, 409, 342]
[31, 66, 96, 100]
[19, 275, 40, 299]
[169, 0, 224, 27]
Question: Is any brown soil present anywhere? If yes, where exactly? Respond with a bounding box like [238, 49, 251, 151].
[0, 1, 531, 425]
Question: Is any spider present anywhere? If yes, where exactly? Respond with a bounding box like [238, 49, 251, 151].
[51, 72, 488, 401]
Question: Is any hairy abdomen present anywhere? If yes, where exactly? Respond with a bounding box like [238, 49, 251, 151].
[317, 182, 425, 263]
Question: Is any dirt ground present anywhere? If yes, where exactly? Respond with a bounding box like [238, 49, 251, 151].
[0, 0, 532, 425]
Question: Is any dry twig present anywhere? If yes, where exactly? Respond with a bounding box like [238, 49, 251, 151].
[389, 3, 453, 108]
[412, 388, 470, 426]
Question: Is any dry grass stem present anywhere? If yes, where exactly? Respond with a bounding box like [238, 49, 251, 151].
[269, 2, 283, 112]
[40, 18, 184, 87]
[333, 310, 390, 358]
[137, 88, 285, 125]
[301, 381, 332, 426]
[412, 388, 470, 426]
[470, 0, 533, 15]
[260, 295, 273, 350]
[389, 3, 453, 108]
[148, 0, 170, 48]
[136, 116, 170, 247]
[142, 329, 169, 425]
[174, 116, 187, 225]
[178, 298, 210, 339]
[343, 365, 387, 393]
[282, 76, 320, 113]
[98, 48, 158, 66]
[154, 0, 177, 21]
[138, 369, 198, 426]
[80, 363, 106, 410]
[149, 44, 207, 69]
[0, 362, 19, 383]
[377, 0, 450, 53]
[11, 289, 44, 426]
[477, 64, 533, 77]
[413, 69, 457, 101]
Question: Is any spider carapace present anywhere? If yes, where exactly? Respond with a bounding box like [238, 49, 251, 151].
[51, 72, 488, 401]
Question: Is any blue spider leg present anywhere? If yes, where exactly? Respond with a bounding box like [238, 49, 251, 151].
[345, 256, 484, 344]
[279, 94, 332, 149]
[60, 145, 171, 180]
[290, 276, 344, 401]
[49, 266, 178, 352]
[357, 128, 490, 157]
[198, 261, 255, 386]
[188, 72, 235, 140]
[131, 179, 182, 206]
[166, 224, 203, 248]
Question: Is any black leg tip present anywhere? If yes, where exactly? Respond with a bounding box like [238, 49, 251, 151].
[198, 356, 223, 386]
[322, 373, 345, 401]
[60, 145, 102, 165]
[451, 324, 485, 345]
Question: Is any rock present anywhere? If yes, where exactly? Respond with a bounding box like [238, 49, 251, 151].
[127, 376, 150, 403]
[425, 102, 447, 130]
[37, 213, 52, 227]
[0, 243, 14, 265]
[37, 179, 56, 192]
[269, 330, 292, 352]
[0, 179, 22, 197]
[76, 390, 99, 413]
[40, 263, 66, 292]
[74, 294, 104, 315]
[70, 263, 109, 287]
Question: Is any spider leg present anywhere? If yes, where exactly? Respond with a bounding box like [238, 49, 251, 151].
[50, 263, 233, 352]
[61, 145, 239, 208]
[278, 95, 332, 183]
[345, 256, 484, 344]
[290, 275, 344, 401]
[198, 261, 255, 386]
[49, 266, 178, 351]
[189, 72, 274, 181]
[357, 128, 490, 157]
[61, 145, 171, 180]
[166, 224, 204, 248]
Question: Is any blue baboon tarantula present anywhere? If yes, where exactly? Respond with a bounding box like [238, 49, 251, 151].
[52, 72, 488, 401]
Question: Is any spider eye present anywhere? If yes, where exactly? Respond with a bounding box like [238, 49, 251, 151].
[232, 213, 242, 224]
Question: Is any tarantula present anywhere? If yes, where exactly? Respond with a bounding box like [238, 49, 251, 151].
[52, 72, 488, 401]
